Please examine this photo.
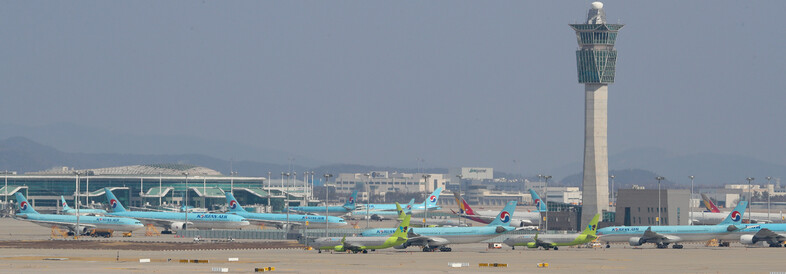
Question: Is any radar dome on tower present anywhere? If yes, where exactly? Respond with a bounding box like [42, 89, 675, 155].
[591, 2, 604, 10]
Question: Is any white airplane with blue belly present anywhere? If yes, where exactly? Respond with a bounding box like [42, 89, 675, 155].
[225, 192, 347, 229]
[360, 200, 519, 252]
[60, 195, 107, 215]
[597, 201, 748, 249]
[14, 193, 143, 235]
[103, 188, 249, 231]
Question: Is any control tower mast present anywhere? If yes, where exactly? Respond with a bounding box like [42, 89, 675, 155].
[570, 2, 623, 228]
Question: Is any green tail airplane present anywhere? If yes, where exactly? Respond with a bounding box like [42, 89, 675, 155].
[503, 213, 600, 250]
[314, 205, 411, 253]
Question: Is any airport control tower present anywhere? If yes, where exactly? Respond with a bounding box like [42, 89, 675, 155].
[570, 2, 623, 227]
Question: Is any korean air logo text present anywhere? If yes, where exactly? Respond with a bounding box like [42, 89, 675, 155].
[499, 211, 511, 223]
[229, 200, 238, 210]
[429, 195, 437, 203]
[19, 201, 28, 210]
[731, 211, 741, 222]
[109, 199, 119, 208]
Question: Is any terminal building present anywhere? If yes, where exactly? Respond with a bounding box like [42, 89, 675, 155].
[0, 164, 313, 215]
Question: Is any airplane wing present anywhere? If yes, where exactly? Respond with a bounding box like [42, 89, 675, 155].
[26, 219, 97, 233]
[246, 219, 302, 229]
[403, 230, 449, 248]
[638, 227, 681, 245]
[133, 217, 193, 229]
[745, 228, 786, 246]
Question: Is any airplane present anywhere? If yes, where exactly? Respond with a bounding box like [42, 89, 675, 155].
[14, 193, 143, 235]
[691, 194, 784, 224]
[313, 213, 411, 253]
[60, 195, 107, 215]
[451, 188, 545, 228]
[224, 192, 348, 229]
[360, 201, 519, 252]
[503, 213, 601, 250]
[597, 201, 748, 249]
[353, 199, 415, 221]
[289, 190, 357, 216]
[357, 188, 443, 212]
[103, 188, 249, 232]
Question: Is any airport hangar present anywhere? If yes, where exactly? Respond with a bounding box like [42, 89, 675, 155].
[0, 164, 316, 214]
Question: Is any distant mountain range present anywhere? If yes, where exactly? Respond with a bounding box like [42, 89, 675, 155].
[1, 122, 783, 186]
[0, 137, 446, 179]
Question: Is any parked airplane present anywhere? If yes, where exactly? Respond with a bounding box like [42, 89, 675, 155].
[14, 193, 143, 235]
[597, 201, 748, 249]
[361, 201, 519, 252]
[224, 192, 347, 229]
[451, 189, 544, 228]
[103, 188, 249, 232]
[358, 188, 443, 212]
[289, 190, 357, 216]
[692, 194, 785, 224]
[60, 195, 107, 215]
[357, 199, 415, 221]
[314, 213, 411, 253]
[503, 214, 601, 250]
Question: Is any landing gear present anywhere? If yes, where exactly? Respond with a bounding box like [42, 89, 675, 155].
[512, 246, 515, 250]
[656, 243, 669, 249]
[672, 244, 683, 249]
[362, 250, 368, 254]
[769, 243, 783, 248]
[422, 247, 433, 252]
[161, 230, 173, 234]
[606, 244, 611, 248]
[439, 247, 452, 252]
[719, 241, 730, 247]
[553, 246, 559, 250]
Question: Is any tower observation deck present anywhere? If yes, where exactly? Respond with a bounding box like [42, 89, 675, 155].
[570, 2, 623, 228]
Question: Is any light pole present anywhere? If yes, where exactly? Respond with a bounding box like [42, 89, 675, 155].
[85, 173, 90, 207]
[159, 172, 163, 207]
[423, 174, 431, 227]
[230, 171, 238, 195]
[655, 176, 665, 225]
[183, 172, 189, 230]
[746, 177, 755, 223]
[609, 174, 615, 207]
[767, 176, 772, 221]
[323, 173, 333, 237]
[541, 175, 551, 231]
[73, 171, 81, 236]
[284, 172, 291, 230]
[303, 171, 308, 206]
[267, 171, 272, 208]
[365, 173, 372, 228]
[688, 175, 695, 225]
[4, 170, 9, 213]
[456, 174, 463, 226]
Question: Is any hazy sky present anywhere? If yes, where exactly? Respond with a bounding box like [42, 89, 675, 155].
[2, 1, 785, 174]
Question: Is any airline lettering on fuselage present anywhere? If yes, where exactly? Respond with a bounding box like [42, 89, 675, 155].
[96, 218, 122, 222]
[611, 227, 640, 232]
[196, 214, 228, 219]
[376, 229, 395, 234]
[300, 216, 326, 220]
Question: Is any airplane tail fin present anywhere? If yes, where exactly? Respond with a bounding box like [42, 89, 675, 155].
[15, 193, 38, 214]
[457, 194, 475, 215]
[342, 190, 358, 209]
[103, 188, 127, 212]
[395, 202, 407, 220]
[424, 187, 443, 208]
[60, 195, 71, 211]
[453, 192, 466, 214]
[719, 201, 747, 225]
[701, 193, 721, 213]
[528, 189, 547, 212]
[391, 214, 411, 239]
[488, 201, 517, 226]
[225, 192, 247, 213]
[580, 213, 601, 236]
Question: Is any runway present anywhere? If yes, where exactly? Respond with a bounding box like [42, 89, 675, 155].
[1, 218, 784, 273]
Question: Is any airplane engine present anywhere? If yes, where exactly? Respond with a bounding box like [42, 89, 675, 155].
[333, 245, 346, 252]
[740, 235, 757, 245]
[628, 237, 644, 246]
[525, 242, 538, 248]
[170, 222, 186, 230]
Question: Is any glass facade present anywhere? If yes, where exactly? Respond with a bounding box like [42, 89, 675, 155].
[570, 23, 623, 84]
[576, 50, 618, 83]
